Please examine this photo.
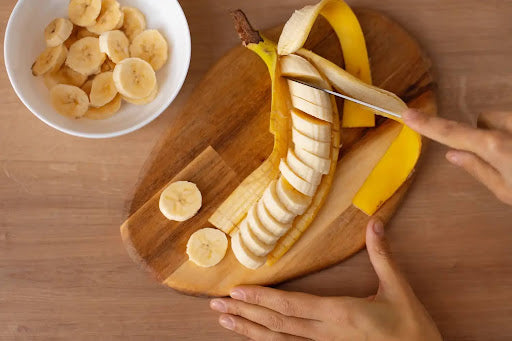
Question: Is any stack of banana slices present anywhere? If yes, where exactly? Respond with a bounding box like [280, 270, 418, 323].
[31, 0, 168, 120]
[232, 54, 337, 269]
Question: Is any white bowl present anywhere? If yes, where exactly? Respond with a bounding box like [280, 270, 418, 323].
[4, 0, 191, 138]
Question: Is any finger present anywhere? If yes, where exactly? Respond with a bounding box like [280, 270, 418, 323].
[218, 314, 308, 341]
[229, 286, 328, 320]
[477, 111, 512, 133]
[211, 298, 323, 339]
[446, 150, 510, 204]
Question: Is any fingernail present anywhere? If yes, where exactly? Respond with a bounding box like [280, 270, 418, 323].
[210, 299, 227, 313]
[372, 219, 384, 237]
[230, 289, 245, 301]
[219, 315, 235, 330]
[446, 151, 461, 165]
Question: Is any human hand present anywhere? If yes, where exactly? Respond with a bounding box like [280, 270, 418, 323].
[403, 109, 512, 205]
[210, 219, 442, 341]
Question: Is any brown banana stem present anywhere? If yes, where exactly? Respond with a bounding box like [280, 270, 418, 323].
[230, 9, 263, 46]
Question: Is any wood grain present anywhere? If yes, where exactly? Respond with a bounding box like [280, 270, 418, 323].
[1, 0, 512, 340]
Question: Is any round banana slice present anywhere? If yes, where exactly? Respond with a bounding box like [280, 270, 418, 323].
[121, 7, 146, 41]
[87, 0, 123, 35]
[81, 79, 93, 95]
[68, 0, 102, 27]
[113, 57, 156, 99]
[45, 18, 74, 47]
[279, 159, 317, 196]
[292, 128, 331, 158]
[291, 95, 333, 123]
[129, 29, 168, 71]
[256, 200, 290, 237]
[77, 27, 98, 39]
[50, 84, 90, 118]
[186, 228, 228, 268]
[31, 45, 68, 76]
[66, 37, 106, 76]
[286, 148, 322, 185]
[89, 71, 117, 107]
[291, 109, 331, 142]
[122, 84, 158, 105]
[231, 231, 266, 270]
[101, 59, 116, 72]
[246, 204, 280, 244]
[262, 180, 296, 224]
[85, 94, 122, 120]
[276, 176, 311, 215]
[99, 30, 129, 63]
[294, 147, 331, 175]
[43, 65, 88, 89]
[239, 220, 274, 257]
[159, 181, 202, 222]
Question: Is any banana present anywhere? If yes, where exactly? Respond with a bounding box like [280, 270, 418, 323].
[288, 80, 332, 111]
[231, 231, 266, 270]
[122, 84, 158, 105]
[291, 109, 331, 142]
[239, 220, 274, 257]
[262, 180, 296, 224]
[256, 200, 291, 237]
[99, 30, 129, 63]
[31, 45, 68, 76]
[77, 27, 98, 39]
[294, 147, 331, 175]
[286, 148, 322, 185]
[121, 7, 146, 41]
[66, 37, 106, 75]
[81, 79, 93, 95]
[50, 84, 90, 118]
[291, 95, 332, 123]
[68, 0, 102, 27]
[87, 0, 123, 35]
[114, 11, 124, 30]
[246, 204, 280, 244]
[43, 65, 88, 89]
[276, 177, 311, 215]
[279, 159, 317, 196]
[45, 18, 74, 47]
[84, 94, 122, 120]
[159, 181, 202, 222]
[292, 128, 330, 158]
[113, 57, 156, 99]
[64, 26, 79, 49]
[101, 58, 116, 72]
[280, 54, 327, 83]
[129, 29, 169, 71]
[186, 228, 228, 268]
[89, 71, 117, 107]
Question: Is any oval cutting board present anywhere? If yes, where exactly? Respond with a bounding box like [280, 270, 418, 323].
[120, 9, 437, 297]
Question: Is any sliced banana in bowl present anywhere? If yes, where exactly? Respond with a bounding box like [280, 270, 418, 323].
[113, 57, 157, 99]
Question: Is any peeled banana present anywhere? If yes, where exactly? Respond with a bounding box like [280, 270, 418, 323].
[50, 84, 90, 118]
[99, 30, 129, 63]
[32, 45, 68, 76]
[231, 231, 266, 270]
[129, 29, 169, 71]
[45, 18, 74, 47]
[186, 228, 228, 268]
[66, 37, 106, 75]
[159, 181, 202, 222]
[113, 57, 156, 99]
[121, 7, 146, 41]
[87, 0, 123, 35]
[68, 0, 102, 27]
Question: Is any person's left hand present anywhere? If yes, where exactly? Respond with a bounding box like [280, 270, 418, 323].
[209, 218, 442, 341]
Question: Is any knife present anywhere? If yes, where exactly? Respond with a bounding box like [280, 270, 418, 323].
[283, 76, 402, 119]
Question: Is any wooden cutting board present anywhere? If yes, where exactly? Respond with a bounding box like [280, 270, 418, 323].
[120, 9, 436, 297]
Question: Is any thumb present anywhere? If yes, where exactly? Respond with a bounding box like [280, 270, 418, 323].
[366, 218, 410, 297]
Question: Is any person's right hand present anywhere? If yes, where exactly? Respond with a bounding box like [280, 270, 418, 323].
[403, 110, 512, 205]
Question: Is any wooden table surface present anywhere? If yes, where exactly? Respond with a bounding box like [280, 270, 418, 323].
[1, 0, 511, 340]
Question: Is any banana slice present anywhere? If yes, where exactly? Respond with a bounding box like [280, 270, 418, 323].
[292, 128, 330, 158]
[129, 29, 168, 71]
[231, 231, 266, 270]
[279, 159, 317, 196]
[291, 109, 331, 142]
[85, 94, 122, 120]
[122, 84, 158, 105]
[246, 205, 280, 244]
[81, 79, 93, 95]
[291, 95, 332, 123]
[113, 57, 156, 99]
[87, 0, 123, 35]
[159, 181, 202, 222]
[99, 30, 129, 63]
[77, 27, 98, 39]
[186, 228, 228, 268]
[121, 7, 146, 41]
[239, 220, 274, 257]
[276, 177, 312, 215]
[114, 11, 124, 29]
[256, 200, 291, 238]
[101, 58, 116, 72]
[68, 0, 102, 27]
[287, 148, 322, 185]
[50, 84, 89, 118]
[64, 26, 80, 49]
[45, 18, 74, 47]
[280, 54, 328, 84]
[262, 180, 296, 224]
[89, 71, 117, 107]
[66, 37, 106, 76]
[43, 65, 88, 89]
[31, 45, 68, 76]
[295, 147, 331, 175]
